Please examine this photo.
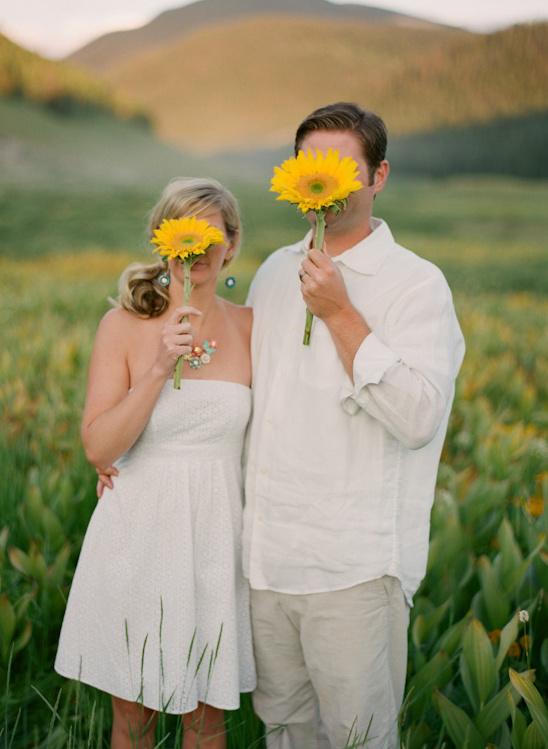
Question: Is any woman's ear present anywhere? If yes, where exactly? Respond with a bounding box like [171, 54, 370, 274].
[224, 230, 241, 263]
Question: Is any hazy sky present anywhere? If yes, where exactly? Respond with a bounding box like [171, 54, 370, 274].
[1, 0, 547, 59]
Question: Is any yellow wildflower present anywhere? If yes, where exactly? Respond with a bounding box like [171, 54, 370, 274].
[525, 495, 545, 518]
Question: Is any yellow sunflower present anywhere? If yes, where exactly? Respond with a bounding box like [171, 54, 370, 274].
[270, 149, 363, 344]
[150, 216, 226, 390]
[151, 216, 226, 261]
[270, 148, 363, 214]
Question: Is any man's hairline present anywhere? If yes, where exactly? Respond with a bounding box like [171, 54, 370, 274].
[295, 127, 378, 186]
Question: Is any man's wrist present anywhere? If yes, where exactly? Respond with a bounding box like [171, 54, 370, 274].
[324, 302, 370, 339]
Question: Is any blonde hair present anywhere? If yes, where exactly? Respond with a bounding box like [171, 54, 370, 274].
[114, 177, 242, 318]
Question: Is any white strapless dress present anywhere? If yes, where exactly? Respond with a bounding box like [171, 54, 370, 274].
[55, 380, 256, 713]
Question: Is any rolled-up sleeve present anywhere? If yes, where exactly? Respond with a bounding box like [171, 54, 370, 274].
[340, 273, 464, 449]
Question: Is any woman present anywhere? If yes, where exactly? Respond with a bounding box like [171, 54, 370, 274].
[55, 177, 255, 748]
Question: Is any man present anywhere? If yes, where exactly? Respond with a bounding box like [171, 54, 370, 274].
[243, 102, 465, 749]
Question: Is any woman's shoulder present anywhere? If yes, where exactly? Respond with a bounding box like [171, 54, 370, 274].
[221, 298, 252, 320]
[220, 299, 252, 335]
[96, 306, 153, 339]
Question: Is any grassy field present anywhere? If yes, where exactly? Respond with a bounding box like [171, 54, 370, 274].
[1, 174, 547, 747]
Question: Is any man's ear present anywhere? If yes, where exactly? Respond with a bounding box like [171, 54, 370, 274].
[373, 160, 390, 195]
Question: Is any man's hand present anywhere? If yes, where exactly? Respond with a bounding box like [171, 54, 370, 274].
[299, 247, 371, 380]
[299, 248, 352, 323]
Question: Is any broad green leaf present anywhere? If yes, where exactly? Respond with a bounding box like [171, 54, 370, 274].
[0, 526, 9, 550]
[508, 692, 527, 749]
[495, 613, 519, 672]
[436, 614, 471, 657]
[0, 593, 16, 646]
[23, 483, 44, 530]
[14, 590, 35, 625]
[406, 650, 452, 721]
[412, 598, 451, 649]
[476, 555, 511, 630]
[540, 639, 548, 675]
[462, 617, 496, 708]
[50, 542, 72, 587]
[428, 514, 466, 567]
[412, 614, 427, 649]
[40, 506, 65, 550]
[504, 533, 547, 597]
[28, 546, 48, 585]
[496, 516, 523, 581]
[54, 476, 76, 518]
[462, 476, 509, 527]
[475, 678, 525, 737]
[432, 690, 486, 749]
[12, 620, 32, 656]
[401, 722, 432, 749]
[460, 653, 480, 714]
[509, 670, 548, 745]
[521, 721, 544, 749]
[8, 546, 32, 577]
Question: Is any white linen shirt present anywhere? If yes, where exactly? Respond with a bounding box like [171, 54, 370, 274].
[243, 218, 465, 606]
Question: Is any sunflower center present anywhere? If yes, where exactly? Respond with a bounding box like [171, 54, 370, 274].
[175, 233, 200, 249]
[296, 173, 338, 199]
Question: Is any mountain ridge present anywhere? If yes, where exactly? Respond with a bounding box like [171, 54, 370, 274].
[85, 16, 547, 153]
[2, 2, 547, 168]
[67, 0, 456, 71]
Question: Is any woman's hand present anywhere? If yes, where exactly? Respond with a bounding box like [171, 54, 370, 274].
[155, 305, 201, 377]
[96, 465, 119, 499]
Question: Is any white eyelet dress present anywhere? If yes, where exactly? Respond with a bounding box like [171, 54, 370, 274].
[55, 380, 256, 714]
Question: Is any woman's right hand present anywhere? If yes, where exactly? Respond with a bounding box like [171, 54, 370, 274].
[156, 306, 201, 377]
[96, 465, 119, 499]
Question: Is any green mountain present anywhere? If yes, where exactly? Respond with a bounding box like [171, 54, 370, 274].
[0, 95, 204, 187]
[0, 34, 147, 123]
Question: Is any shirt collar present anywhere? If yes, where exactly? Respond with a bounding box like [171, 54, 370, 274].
[287, 218, 395, 276]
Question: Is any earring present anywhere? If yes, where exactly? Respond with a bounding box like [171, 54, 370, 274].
[158, 271, 170, 287]
[225, 276, 236, 289]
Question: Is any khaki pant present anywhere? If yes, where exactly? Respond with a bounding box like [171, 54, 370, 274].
[250, 577, 409, 749]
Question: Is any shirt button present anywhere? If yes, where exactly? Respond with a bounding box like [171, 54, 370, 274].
[258, 515, 263, 522]
[280, 371, 286, 378]
[267, 418, 274, 425]
[260, 468, 267, 474]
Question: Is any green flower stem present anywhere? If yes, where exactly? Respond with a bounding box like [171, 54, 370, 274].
[174, 255, 194, 390]
[522, 620, 531, 672]
[173, 351, 184, 389]
[303, 209, 326, 345]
